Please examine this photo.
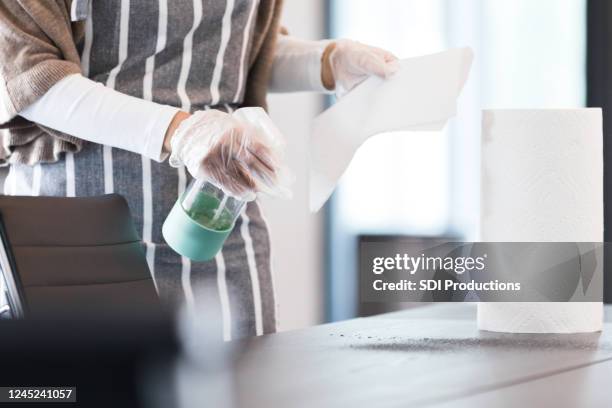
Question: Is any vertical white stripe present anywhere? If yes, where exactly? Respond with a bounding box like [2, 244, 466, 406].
[10, 168, 17, 195]
[254, 200, 277, 328]
[65, 152, 76, 197]
[103, 146, 114, 194]
[71, 0, 93, 197]
[177, 0, 203, 112]
[210, 0, 236, 105]
[143, 60, 155, 101]
[106, 0, 130, 89]
[178, 167, 194, 311]
[31, 164, 42, 196]
[103, 0, 131, 194]
[178, 167, 186, 207]
[218, 104, 236, 337]
[143, 0, 168, 100]
[181, 254, 194, 311]
[213, 104, 237, 338]
[142, 157, 156, 290]
[240, 210, 263, 336]
[80, 1, 94, 76]
[157, 0, 168, 52]
[233, 0, 258, 103]
[176, 0, 201, 315]
[70, 0, 78, 21]
[142, 0, 168, 292]
[223, 103, 263, 334]
[215, 252, 232, 341]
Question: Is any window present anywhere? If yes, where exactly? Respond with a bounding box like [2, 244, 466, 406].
[327, 0, 586, 321]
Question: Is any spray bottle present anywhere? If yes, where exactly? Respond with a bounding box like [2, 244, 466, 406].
[162, 107, 291, 261]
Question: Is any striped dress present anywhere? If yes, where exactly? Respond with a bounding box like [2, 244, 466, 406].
[4, 0, 277, 339]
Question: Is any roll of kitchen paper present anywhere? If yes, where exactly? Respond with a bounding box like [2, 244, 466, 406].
[478, 109, 603, 333]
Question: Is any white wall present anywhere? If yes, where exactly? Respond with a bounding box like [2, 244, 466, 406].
[262, 0, 327, 331]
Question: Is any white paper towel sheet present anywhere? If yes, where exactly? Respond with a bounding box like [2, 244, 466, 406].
[479, 109, 603, 333]
[309, 48, 473, 212]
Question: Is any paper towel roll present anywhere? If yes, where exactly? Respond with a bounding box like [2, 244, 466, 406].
[478, 109, 603, 333]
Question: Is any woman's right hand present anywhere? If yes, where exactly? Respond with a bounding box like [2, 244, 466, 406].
[166, 109, 280, 201]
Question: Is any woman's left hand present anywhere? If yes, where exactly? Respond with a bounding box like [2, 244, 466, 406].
[321, 39, 400, 96]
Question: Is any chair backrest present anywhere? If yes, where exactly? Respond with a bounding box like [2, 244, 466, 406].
[0, 194, 160, 318]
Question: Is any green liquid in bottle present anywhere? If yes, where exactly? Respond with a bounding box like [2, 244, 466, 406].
[185, 192, 234, 231]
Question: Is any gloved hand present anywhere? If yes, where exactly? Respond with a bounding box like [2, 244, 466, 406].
[324, 39, 400, 96]
[168, 109, 282, 201]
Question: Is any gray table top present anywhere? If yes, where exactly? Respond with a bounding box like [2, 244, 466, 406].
[230, 304, 612, 408]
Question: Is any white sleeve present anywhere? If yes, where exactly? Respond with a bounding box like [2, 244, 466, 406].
[269, 35, 332, 93]
[19, 74, 180, 162]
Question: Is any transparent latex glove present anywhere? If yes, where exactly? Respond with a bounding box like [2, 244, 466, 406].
[169, 110, 284, 201]
[328, 39, 400, 97]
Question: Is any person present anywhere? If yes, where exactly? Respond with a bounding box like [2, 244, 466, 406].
[0, 0, 398, 339]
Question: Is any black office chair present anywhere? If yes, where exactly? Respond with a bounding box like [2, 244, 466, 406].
[0, 194, 160, 318]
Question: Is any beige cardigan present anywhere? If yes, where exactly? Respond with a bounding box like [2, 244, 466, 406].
[0, 0, 283, 165]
